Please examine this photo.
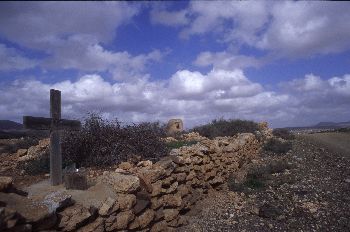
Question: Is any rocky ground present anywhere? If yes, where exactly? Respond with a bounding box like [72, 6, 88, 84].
[179, 133, 350, 232]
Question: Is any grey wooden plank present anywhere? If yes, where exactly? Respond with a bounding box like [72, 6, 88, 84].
[23, 116, 51, 130]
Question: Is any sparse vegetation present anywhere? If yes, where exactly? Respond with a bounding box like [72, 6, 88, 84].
[0, 137, 39, 154]
[228, 159, 291, 192]
[264, 138, 292, 154]
[335, 127, 350, 133]
[61, 113, 168, 167]
[192, 118, 259, 139]
[272, 128, 295, 140]
[18, 153, 50, 175]
[166, 140, 198, 149]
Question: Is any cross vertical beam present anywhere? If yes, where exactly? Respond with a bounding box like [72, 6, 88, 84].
[23, 89, 81, 186]
[50, 89, 62, 185]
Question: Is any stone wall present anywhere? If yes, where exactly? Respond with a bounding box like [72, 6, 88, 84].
[0, 132, 264, 232]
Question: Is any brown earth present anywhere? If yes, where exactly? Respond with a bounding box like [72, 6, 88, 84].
[179, 132, 350, 232]
[302, 132, 350, 156]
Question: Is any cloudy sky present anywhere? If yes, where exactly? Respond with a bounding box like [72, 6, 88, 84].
[1, 1, 350, 128]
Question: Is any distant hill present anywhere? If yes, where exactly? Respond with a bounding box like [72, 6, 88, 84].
[313, 121, 350, 128]
[0, 120, 23, 130]
[286, 120, 350, 131]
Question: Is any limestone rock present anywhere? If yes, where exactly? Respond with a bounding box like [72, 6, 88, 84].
[58, 204, 93, 231]
[154, 159, 177, 176]
[150, 220, 168, 232]
[136, 209, 155, 229]
[118, 162, 133, 170]
[137, 160, 153, 167]
[154, 207, 164, 221]
[151, 181, 163, 197]
[41, 190, 73, 213]
[151, 197, 163, 210]
[162, 194, 182, 207]
[173, 173, 187, 183]
[163, 208, 179, 222]
[177, 184, 190, 197]
[16, 149, 27, 157]
[115, 210, 135, 230]
[18, 141, 49, 162]
[99, 197, 117, 216]
[180, 132, 206, 142]
[0, 192, 56, 230]
[98, 172, 140, 193]
[165, 181, 178, 194]
[133, 198, 150, 215]
[105, 211, 135, 231]
[138, 167, 166, 184]
[209, 176, 224, 186]
[0, 176, 13, 192]
[117, 194, 136, 211]
[77, 218, 104, 232]
[165, 155, 185, 165]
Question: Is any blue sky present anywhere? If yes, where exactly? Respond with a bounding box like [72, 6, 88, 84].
[0, 1, 350, 128]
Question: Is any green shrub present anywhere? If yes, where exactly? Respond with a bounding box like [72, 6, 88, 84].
[264, 138, 292, 154]
[272, 128, 295, 140]
[166, 140, 198, 149]
[61, 113, 168, 167]
[19, 154, 50, 175]
[336, 127, 350, 133]
[0, 137, 39, 154]
[192, 118, 259, 139]
[244, 176, 265, 189]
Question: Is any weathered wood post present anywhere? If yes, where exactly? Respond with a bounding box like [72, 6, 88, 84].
[23, 89, 81, 186]
[50, 89, 62, 185]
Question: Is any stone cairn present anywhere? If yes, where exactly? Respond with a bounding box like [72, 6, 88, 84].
[0, 124, 273, 231]
[166, 119, 183, 136]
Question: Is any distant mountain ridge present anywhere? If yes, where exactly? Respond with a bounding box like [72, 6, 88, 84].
[0, 120, 23, 130]
[286, 120, 350, 131]
[313, 121, 350, 128]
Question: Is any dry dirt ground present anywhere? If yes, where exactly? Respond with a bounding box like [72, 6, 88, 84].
[179, 132, 350, 232]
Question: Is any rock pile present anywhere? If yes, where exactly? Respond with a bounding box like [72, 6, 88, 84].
[180, 132, 206, 142]
[0, 131, 264, 231]
[257, 121, 273, 142]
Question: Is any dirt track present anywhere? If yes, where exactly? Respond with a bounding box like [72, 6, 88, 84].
[302, 132, 350, 156]
[180, 132, 350, 232]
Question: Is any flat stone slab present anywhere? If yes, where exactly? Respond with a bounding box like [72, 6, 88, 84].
[26, 179, 117, 210]
[0, 192, 56, 230]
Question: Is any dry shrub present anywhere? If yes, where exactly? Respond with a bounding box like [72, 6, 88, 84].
[61, 114, 168, 168]
[0, 137, 39, 154]
[264, 138, 292, 154]
[18, 153, 50, 175]
[192, 118, 259, 139]
[272, 128, 295, 140]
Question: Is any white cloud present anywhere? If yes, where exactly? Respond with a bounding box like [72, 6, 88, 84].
[0, 44, 37, 71]
[150, 8, 189, 27]
[194, 51, 263, 70]
[2, 69, 350, 128]
[0, 2, 159, 76]
[257, 1, 350, 57]
[168, 69, 262, 100]
[179, 1, 269, 42]
[43, 38, 164, 80]
[158, 1, 350, 58]
[0, 2, 139, 48]
[277, 73, 350, 126]
[0, 69, 294, 128]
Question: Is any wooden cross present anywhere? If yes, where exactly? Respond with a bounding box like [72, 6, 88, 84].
[23, 89, 81, 186]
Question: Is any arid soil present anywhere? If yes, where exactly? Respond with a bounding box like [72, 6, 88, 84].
[179, 132, 350, 232]
[303, 132, 350, 155]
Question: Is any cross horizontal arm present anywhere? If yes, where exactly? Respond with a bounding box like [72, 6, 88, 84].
[23, 116, 51, 130]
[23, 116, 81, 131]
